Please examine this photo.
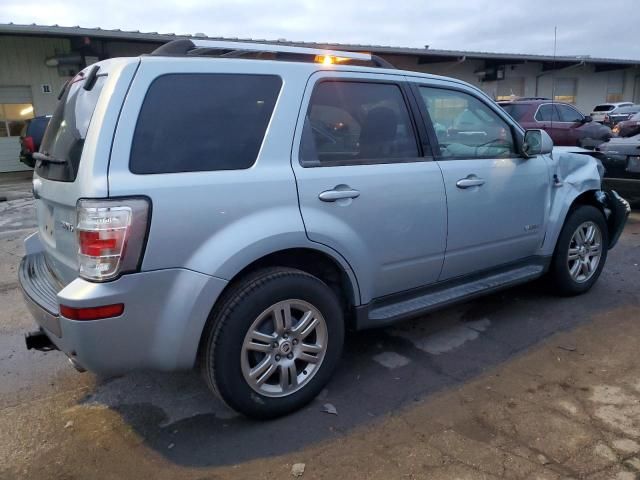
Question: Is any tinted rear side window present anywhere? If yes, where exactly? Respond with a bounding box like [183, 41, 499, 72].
[593, 105, 614, 112]
[130, 74, 281, 174]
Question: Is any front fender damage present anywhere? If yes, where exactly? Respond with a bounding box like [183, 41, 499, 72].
[552, 147, 630, 249]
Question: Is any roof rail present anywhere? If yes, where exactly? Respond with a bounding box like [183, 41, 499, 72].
[151, 39, 395, 68]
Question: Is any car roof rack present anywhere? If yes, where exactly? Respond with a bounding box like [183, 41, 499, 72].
[150, 39, 396, 69]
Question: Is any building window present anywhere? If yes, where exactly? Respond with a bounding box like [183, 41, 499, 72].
[606, 72, 625, 103]
[553, 78, 577, 104]
[0, 103, 34, 137]
[495, 78, 525, 101]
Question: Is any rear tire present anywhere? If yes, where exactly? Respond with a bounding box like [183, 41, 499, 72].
[549, 205, 608, 296]
[201, 267, 344, 419]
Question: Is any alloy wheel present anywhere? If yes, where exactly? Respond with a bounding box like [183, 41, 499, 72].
[567, 221, 602, 283]
[240, 299, 328, 397]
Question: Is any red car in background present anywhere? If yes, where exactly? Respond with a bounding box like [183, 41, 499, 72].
[499, 99, 612, 148]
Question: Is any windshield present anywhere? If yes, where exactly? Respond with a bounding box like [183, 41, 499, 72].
[36, 73, 106, 182]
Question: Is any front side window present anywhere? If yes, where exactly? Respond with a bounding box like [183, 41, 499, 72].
[299, 81, 419, 167]
[556, 105, 583, 123]
[419, 87, 515, 159]
[130, 74, 282, 174]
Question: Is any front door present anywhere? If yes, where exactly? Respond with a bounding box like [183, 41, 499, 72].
[413, 83, 551, 280]
[554, 103, 586, 146]
[292, 73, 448, 303]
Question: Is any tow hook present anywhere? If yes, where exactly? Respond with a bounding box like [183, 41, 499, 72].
[25, 330, 57, 352]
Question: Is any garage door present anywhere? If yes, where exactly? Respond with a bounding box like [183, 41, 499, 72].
[0, 86, 34, 173]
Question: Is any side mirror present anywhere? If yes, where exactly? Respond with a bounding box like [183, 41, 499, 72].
[582, 115, 593, 124]
[522, 129, 553, 157]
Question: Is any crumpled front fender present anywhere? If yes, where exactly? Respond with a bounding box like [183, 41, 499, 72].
[542, 148, 629, 255]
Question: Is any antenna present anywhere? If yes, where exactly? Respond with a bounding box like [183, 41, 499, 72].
[551, 26, 557, 131]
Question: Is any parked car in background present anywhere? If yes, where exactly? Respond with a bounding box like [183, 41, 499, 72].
[499, 99, 611, 148]
[596, 134, 640, 206]
[19, 115, 51, 168]
[590, 102, 634, 124]
[606, 104, 640, 128]
[612, 112, 640, 138]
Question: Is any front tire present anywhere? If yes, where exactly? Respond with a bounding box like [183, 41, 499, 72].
[549, 205, 608, 296]
[201, 268, 344, 419]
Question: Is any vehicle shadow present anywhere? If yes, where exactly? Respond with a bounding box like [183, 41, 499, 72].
[77, 253, 634, 467]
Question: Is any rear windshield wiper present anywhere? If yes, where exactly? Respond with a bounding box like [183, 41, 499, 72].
[33, 152, 66, 165]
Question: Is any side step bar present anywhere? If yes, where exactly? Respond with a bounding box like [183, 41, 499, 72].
[25, 330, 58, 352]
[365, 264, 546, 328]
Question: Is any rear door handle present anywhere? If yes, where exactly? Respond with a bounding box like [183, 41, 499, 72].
[456, 177, 485, 189]
[318, 188, 360, 202]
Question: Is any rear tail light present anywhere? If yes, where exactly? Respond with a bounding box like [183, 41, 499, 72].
[23, 136, 35, 153]
[76, 198, 150, 281]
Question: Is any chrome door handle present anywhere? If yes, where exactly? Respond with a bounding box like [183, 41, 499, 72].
[456, 177, 485, 189]
[318, 188, 360, 202]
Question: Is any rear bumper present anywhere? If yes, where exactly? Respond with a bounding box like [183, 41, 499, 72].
[20, 236, 228, 375]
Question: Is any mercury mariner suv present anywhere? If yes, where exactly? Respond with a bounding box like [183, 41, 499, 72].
[20, 39, 629, 418]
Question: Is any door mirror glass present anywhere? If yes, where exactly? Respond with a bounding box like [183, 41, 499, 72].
[523, 129, 553, 157]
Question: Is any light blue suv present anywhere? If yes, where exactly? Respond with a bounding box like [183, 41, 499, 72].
[21, 39, 629, 418]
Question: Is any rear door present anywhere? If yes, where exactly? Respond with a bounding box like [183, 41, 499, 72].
[33, 59, 138, 284]
[292, 72, 447, 303]
[412, 81, 550, 280]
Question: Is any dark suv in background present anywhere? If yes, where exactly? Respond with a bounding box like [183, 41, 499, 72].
[499, 99, 611, 148]
[19, 115, 51, 168]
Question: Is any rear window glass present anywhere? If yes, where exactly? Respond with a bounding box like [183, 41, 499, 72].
[36, 75, 106, 182]
[593, 105, 614, 112]
[500, 104, 529, 121]
[130, 74, 282, 174]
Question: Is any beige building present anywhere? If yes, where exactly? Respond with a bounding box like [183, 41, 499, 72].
[1, 23, 639, 172]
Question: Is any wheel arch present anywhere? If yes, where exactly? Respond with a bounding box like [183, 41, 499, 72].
[195, 246, 360, 367]
[224, 247, 360, 308]
[544, 188, 623, 256]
